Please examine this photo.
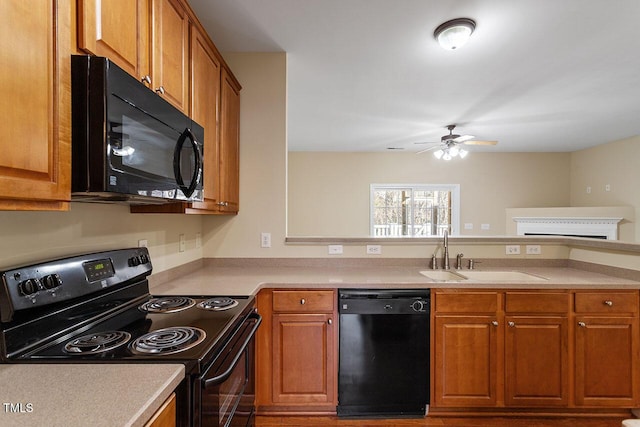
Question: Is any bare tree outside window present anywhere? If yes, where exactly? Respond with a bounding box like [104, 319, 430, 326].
[370, 185, 460, 237]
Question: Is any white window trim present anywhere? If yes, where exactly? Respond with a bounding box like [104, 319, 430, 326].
[369, 184, 461, 237]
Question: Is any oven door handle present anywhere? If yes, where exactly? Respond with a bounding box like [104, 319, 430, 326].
[204, 312, 262, 387]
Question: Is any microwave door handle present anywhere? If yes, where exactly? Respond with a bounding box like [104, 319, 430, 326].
[173, 128, 202, 198]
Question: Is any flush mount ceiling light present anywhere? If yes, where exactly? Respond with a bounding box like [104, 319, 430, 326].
[434, 18, 476, 50]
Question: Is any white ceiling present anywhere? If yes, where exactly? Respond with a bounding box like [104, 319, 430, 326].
[188, 0, 640, 153]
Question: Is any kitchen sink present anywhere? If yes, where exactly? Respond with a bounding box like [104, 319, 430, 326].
[460, 270, 548, 282]
[419, 270, 467, 281]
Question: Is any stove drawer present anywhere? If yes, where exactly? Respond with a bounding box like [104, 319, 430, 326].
[272, 290, 335, 313]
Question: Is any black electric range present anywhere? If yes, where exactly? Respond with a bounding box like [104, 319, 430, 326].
[0, 248, 260, 427]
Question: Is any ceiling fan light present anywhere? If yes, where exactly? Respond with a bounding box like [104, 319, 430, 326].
[434, 18, 476, 50]
[443, 152, 452, 161]
[449, 145, 460, 156]
[433, 149, 444, 159]
[459, 148, 468, 158]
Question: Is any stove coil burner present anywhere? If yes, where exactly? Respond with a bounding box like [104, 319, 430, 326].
[64, 331, 132, 354]
[131, 327, 206, 355]
[197, 297, 239, 311]
[139, 296, 196, 313]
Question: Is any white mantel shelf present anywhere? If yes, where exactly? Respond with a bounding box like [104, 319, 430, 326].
[513, 216, 623, 240]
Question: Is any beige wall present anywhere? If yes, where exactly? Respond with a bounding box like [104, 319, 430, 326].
[202, 53, 290, 257]
[0, 203, 203, 272]
[570, 135, 640, 241]
[288, 151, 571, 237]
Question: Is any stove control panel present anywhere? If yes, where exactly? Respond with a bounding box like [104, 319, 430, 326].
[0, 248, 153, 323]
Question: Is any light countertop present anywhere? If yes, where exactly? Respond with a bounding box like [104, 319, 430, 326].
[150, 264, 640, 296]
[0, 363, 184, 427]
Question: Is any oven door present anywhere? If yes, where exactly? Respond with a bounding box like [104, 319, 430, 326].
[199, 312, 261, 427]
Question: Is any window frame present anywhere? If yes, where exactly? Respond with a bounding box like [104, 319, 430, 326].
[369, 184, 461, 237]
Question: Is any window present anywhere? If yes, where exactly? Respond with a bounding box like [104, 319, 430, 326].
[370, 184, 460, 237]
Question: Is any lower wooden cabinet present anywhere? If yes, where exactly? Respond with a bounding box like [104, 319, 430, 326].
[144, 393, 176, 427]
[256, 289, 337, 414]
[505, 315, 568, 407]
[574, 291, 640, 407]
[432, 291, 500, 407]
[432, 289, 639, 411]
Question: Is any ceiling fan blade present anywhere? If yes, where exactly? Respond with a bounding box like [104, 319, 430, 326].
[463, 140, 498, 146]
[416, 144, 441, 155]
[453, 134, 475, 143]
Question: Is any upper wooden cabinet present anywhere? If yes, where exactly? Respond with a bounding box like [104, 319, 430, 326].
[77, 0, 150, 81]
[216, 68, 241, 213]
[151, 0, 190, 112]
[0, 0, 71, 211]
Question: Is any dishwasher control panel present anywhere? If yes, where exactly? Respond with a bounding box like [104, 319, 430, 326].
[338, 289, 430, 315]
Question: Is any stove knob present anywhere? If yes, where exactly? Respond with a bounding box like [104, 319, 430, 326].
[411, 300, 425, 312]
[128, 256, 141, 267]
[139, 254, 149, 264]
[42, 274, 62, 290]
[18, 278, 40, 296]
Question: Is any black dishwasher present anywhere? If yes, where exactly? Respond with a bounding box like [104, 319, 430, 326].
[337, 289, 430, 418]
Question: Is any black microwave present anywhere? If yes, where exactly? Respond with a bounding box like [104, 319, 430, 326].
[71, 55, 204, 204]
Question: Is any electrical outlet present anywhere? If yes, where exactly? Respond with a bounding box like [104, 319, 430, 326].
[138, 239, 148, 248]
[526, 245, 541, 255]
[505, 245, 520, 255]
[261, 232, 271, 248]
[195, 233, 202, 248]
[464, 223, 473, 230]
[328, 245, 343, 255]
[481, 223, 490, 231]
[366, 245, 382, 255]
[179, 234, 186, 252]
[605, 184, 611, 192]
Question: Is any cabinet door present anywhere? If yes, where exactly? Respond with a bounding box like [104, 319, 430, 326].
[272, 313, 336, 405]
[77, 0, 149, 81]
[188, 24, 221, 212]
[0, 0, 70, 210]
[505, 316, 568, 407]
[575, 316, 639, 407]
[433, 315, 499, 407]
[217, 68, 241, 213]
[151, 0, 189, 112]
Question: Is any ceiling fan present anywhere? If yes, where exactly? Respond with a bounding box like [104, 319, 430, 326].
[415, 125, 498, 159]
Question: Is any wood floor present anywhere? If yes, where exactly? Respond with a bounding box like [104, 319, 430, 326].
[256, 415, 629, 427]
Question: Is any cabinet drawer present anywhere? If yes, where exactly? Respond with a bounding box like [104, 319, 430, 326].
[505, 292, 569, 314]
[435, 291, 499, 313]
[272, 290, 334, 313]
[575, 291, 639, 314]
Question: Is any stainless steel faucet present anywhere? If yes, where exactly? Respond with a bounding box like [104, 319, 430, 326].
[442, 230, 450, 270]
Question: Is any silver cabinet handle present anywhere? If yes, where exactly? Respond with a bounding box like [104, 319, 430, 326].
[141, 75, 151, 85]
[217, 201, 229, 207]
[491, 320, 498, 326]
[155, 86, 165, 95]
[300, 298, 306, 305]
[508, 321, 515, 327]
[604, 300, 613, 306]
[578, 321, 586, 327]
[328, 319, 332, 325]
